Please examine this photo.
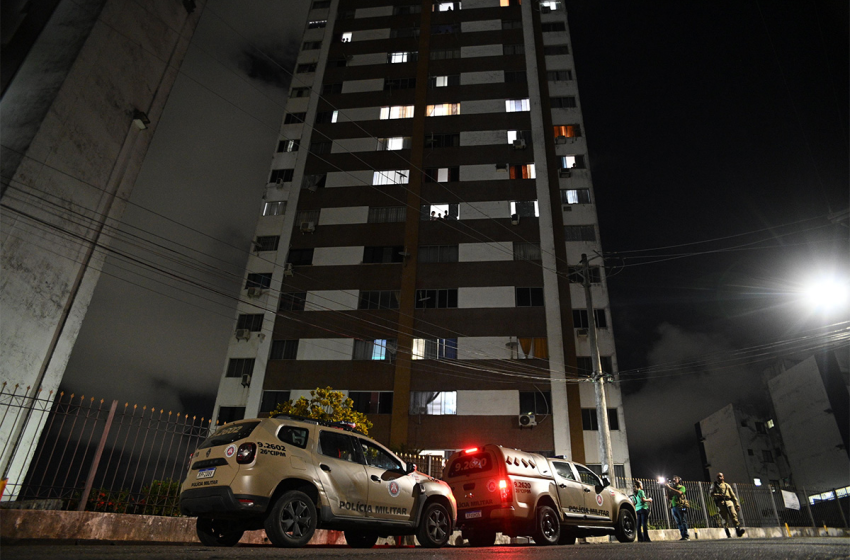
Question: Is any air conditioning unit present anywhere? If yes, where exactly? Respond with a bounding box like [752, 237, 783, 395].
[283, 263, 294, 277]
[576, 328, 588, 338]
[558, 169, 571, 178]
[510, 213, 520, 226]
[513, 139, 527, 150]
[247, 287, 264, 298]
[519, 413, 537, 427]
[241, 373, 252, 387]
[555, 135, 567, 145]
[235, 329, 251, 341]
[300, 221, 315, 233]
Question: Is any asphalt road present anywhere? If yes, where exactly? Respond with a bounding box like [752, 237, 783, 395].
[3, 538, 848, 560]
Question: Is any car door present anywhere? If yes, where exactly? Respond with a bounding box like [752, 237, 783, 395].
[316, 430, 369, 518]
[551, 461, 586, 521]
[358, 438, 417, 522]
[574, 464, 613, 522]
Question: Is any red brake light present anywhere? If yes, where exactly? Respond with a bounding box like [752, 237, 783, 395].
[236, 442, 256, 464]
[499, 479, 511, 502]
[464, 447, 479, 454]
[498, 479, 508, 489]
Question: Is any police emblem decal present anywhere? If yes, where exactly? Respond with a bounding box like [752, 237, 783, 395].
[225, 444, 237, 458]
[388, 481, 400, 497]
[487, 480, 497, 493]
[596, 494, 604, 506]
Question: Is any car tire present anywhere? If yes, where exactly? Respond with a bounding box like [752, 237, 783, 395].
[196, 517, 244, 547]
[533, 505, 560, 546]
[416, 502, 451, 548]
[558, 531, 576, 545]
[466, 529, 497, 547]
[344, 530, 379, 548]
[615, 508, 637, 543]
[264, 490, 317, 548]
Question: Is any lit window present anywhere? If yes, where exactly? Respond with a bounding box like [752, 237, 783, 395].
[421, 203, 459, 220]
[500, 0, 521, 6]
[372, 170, 410, 186]
[307, 20, 327, 29]
[380, 106, 415, 120]
[377, 137, 411, 151]
[341, 32, 352, 42]
[509, 164, 536, 179]
[507, 130, 531, 144]
[353, 339, 396, 361]
[511, 200, 539, 217]
[505, 99, 530, 112]
[277, 139, 300, 153]
[331, 110, 338, 123]
[426, 103, 461, 116]
[262, 201, 286, 217]
[433, 75, 450, 87]
[389, 51, 416, 63]
[410, 391, 457, 415]
[412, 339, 458, 360]
[561, 189, 591, 204]
[540, 0, 560, 9]
[553, 124, 581, 139]
[560, 155, 585, 169]
[515, 337, 548, 359]
[435, 2, 460, 11]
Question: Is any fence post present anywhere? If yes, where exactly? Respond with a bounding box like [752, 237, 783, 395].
[802, 487, 816, 528]
[697, 481, 711, 529]
[77, 400, 118, 512]
[733, 483, 746, 527]
[662, 491, 672, 530]
[833, 489, 848, 529]
[768, 485, 781, 529]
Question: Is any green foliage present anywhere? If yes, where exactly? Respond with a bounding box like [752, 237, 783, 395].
[272, 386, 373, 435]
[135, 478, 182, 516]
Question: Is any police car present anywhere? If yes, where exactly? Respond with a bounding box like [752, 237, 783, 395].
[179, 416, 456, 548]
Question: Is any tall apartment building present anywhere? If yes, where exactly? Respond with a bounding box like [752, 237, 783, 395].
[212, 0, 630, 475]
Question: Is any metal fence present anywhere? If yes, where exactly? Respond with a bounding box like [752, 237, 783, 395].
[618, 477, 849, 530]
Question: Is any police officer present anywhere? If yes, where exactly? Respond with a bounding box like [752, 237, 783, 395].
[710, 473, 745, 537]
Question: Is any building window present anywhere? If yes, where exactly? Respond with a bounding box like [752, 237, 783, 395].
[226, 358, 255, 378]
[576, 356, 613, 376]
[353, 339, 397, 361]
[572, 309, 608, 329]
[431, 23, 459, 34]
[551, 96, 577, 108]
[340, 31, 352, 42]
[421, 203, 459, 220]
[296, 208, 320, 225]
[218, 406, 246, 424]
[541, 22, 566, 32]
[503, 44, 524, 55]
[434, 1, 461, 11]
[290, 87, 310, 98]
[394, 4, 422, 14]
[277, 139, 300, 153]
[254, 236, 280, 252]
[328, 57, 348, 68]
[390, 26, 421, 38]
[322, 82, 343, 94]
[372, 170, 410, 186]
[359, 290, 400, 310]
[509, 164, 535, 179]
[380, 106, 415, 120]
[415, 289, 458, 309]
[307, 20, 327, 29]
[502, 19, 522, 30]
[296, 63, 317, 73]
[246, 273, 272, 289]
[554, 124, 582, 138]
[270, 340, 299, 360]
[303, 41, 322, 50]
[425, 132, 460, 148]
[377, 137, 411, 151]
[418, 245, 459, 263]
[516, 337, 548, 359]
[311, 0, 330, 8]
[564, 225, 596, 242]
[747, 449, 754, 455]
[540, 0, 561, 10]
[279, 292, 307, 311]
[567, 265, 601, 284]
[430, 48, 461, 60]
[511, 200, 539, 218]
[269, 169, 294, 183]
[363, 246, 405, 264]
[287, 249, 314, 266]
[260, 391, 291, 414]
[561, 189, 591, 204]
[384, 77, 417, 90]
[349, 391, 394, 414]
[426, 103, 461, 117]
[581, 408, 619, 430]
[755, 421, 767, 434]
[424, 167, 460, 182]
[284, 112, 306, 124]
[410, 391, 457, 415]
[547, 70, 573, 81]
[506, 99, 530, 112]
[513, 242, 541, 260]
[544, 45, 569, 55]
[507, 130, 532, 145]
[388, 51, 418, 64]
[516, 287, 544, 307]
[302, 174, 327, 191]
[262, 201, 286, 217]
[236, 314, 264, 331]
[520, 391, 551, 415]
[310, 141, 332, 154]
[368, 206, 406, 223]
[429, 75, 460, 88]
[315, 110, 338, 124]
[337, 9, 355, 19]
[500, 0, 521, 6]
[762, 450, 774, 462]
[412, 338, 458, 360]
[561, 155, 585, 169]
[505, 71, 527, 83]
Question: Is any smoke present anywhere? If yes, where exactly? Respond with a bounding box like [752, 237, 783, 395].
[236, 38, 300, 90]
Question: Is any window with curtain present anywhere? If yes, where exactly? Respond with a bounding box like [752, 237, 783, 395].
[410, 392, 457, 414]
[367, 206, 406, 223]
[517, 337, 548, 359]
[505, 99, 530, 112]
[513, 242, 541, 260]
[353, 339, 397, 361]
[412, 338, 458, 359]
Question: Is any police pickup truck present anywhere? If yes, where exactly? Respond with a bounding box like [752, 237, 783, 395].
[444, 444, 636, 546]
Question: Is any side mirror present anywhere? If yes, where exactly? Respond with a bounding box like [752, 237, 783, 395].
[406, 462, 417, 474]
[601, 476, 611, 488]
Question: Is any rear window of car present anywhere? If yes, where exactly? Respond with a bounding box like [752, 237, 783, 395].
[197, 421, 260, 449]
[278, 425, 309, 449]
[447, 451, 493, 478]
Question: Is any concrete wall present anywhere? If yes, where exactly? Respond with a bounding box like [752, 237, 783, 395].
[699, 404, 751, 484]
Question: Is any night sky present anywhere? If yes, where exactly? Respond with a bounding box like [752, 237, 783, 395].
[62, 1, 848, 482]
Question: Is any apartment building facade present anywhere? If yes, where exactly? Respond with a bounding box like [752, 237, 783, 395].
[212, 0, 630, 474]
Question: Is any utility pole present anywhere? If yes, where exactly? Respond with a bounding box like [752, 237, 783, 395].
[581, 253, 614, 480]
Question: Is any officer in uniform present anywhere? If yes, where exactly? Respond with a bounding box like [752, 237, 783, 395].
[710, 473, 745, 537]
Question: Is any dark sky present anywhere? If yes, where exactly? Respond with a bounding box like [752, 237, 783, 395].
[62, 1, 848, 481]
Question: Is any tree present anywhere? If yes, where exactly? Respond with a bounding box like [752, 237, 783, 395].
[272, 386, 373, 435]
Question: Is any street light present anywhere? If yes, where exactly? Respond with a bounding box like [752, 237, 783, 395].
[802, 277, 848, 310]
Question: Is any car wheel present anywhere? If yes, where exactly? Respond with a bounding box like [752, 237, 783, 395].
[615, 508, 637, 543]
[264, 490, 317, 548]
[533, 505, 560, 546]
[344, 530, 379, 548]
[196, 517, 244, 547]
[558, 531, 577, 545]
[466, 529, 497, 547]
[416, 502, 451, 548]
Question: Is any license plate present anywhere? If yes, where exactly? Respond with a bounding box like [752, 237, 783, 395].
[465, 510, 482, 519]
[197, 468, 216, 479]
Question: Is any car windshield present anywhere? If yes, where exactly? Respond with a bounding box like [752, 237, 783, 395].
[197, 421, 260, 449]
[447, 451, 493, 478]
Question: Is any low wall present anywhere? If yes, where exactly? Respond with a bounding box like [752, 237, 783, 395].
[2, 510, 848, 545]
